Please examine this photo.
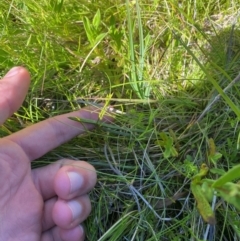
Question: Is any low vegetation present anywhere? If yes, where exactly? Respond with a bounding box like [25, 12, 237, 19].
[1, 0, 240, 240]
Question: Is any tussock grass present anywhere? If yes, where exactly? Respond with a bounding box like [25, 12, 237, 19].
[1, 0, 240, 240]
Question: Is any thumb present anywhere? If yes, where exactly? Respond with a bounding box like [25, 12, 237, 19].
[0, 67, 30, 125]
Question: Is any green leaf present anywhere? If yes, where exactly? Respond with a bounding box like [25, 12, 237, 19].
[92, 9, 101, 30]
[191, 182, 216, 225]
[212, 164, 240, 188]
[215, 182, 240, 210]
[209, 152, 222, 164]
[209, 168, 226, 176]
[201, 181, 214, 203]
[95, 32, 108, 44]
[83, 16, 95, 46]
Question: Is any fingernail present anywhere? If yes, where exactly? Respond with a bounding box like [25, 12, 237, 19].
[67, 200, 82, 220]
[5, 67, 21, 78]
[67, 172, 84, 194]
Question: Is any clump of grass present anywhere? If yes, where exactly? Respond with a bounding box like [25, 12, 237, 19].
[1, 0, 240, 240]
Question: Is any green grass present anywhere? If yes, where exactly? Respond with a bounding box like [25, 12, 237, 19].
[1, 0, 240, 240]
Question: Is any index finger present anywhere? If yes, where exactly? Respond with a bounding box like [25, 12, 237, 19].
[5, 106, 114, 161]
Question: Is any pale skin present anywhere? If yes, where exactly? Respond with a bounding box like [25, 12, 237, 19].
[0, 67, 113, 241]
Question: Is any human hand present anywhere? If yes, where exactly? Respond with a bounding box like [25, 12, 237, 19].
[0, 67, 113, 241]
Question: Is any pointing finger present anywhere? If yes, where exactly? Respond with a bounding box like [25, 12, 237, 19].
[5, 106, 114, 161]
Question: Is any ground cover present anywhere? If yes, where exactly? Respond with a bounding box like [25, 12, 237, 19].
[1, 0, 240, 240]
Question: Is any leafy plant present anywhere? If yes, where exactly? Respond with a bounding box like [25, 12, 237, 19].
[191, 162, 240, 224]
[83, 9, 108, 49]
[191, 164, 216, 225]
[155, 132, 178, 158]
[126, 0, 152, 99]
